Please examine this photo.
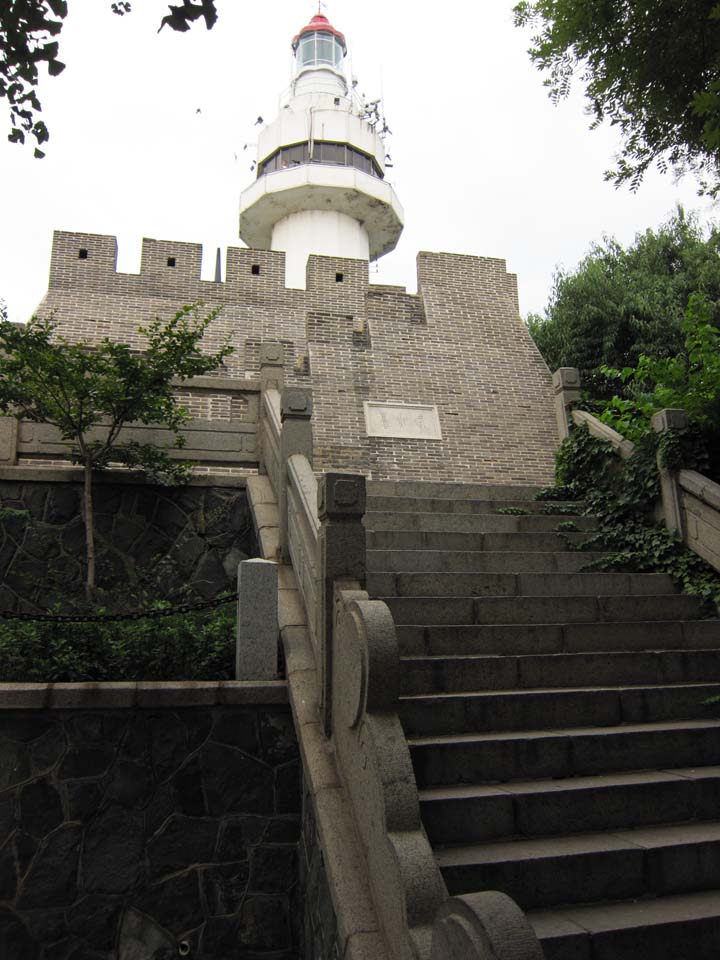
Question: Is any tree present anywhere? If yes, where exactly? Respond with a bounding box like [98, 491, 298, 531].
[596, 294, 720, 464]
[513, 1, 720, 195]
[1, 0, 219, 155]
[0, 303, 232, 595]
[527, 208, 720, 375]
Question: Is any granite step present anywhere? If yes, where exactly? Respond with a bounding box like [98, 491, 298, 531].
[399, 683, 720, 736]
[400, 649, 720, 694]
[366, 496, 582, 516]
[366, 530, 593, 551]
[367, 549, 609, 574]
[435, 820, 720, 909]
[419, 766, 720, 845]
[529, 889, 720, 960]
[369, 571, 676, 598]
[384, 593, 706, 626]
[365, 511, 598, 534]
[409, 719, 720, 786]
[395, 620, 720, 657]
[366, 481, 544, 501]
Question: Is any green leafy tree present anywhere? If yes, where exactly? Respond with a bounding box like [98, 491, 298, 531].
[514, 0, 720, 195]
[601, 295, 720, 428]
[0, 303, 232, 595]
[1, 0, 218, 154]
[595, 294, 720, 476]
[527, 208, 720, 375]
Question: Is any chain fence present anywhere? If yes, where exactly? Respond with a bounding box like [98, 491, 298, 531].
[0, 592, 238, 624]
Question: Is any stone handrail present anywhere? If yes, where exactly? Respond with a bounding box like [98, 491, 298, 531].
[677, 468, 720, 572]
[332, 585, 447, 960]
[571, 409, 636, 459]
[679, 469, 720, 509]
[261, 387, 283, 498]
[286, 452, 321, 655]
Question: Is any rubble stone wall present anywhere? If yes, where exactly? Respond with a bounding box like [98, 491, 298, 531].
[0, 477, 253, 611]
[0, 701, 301, 959]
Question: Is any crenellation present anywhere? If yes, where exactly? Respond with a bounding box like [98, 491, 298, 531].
[48, 230, 119, 288]
[225, 246, 287, 289]
[305, 253, 369, 299]
[140, 237, 203, 283]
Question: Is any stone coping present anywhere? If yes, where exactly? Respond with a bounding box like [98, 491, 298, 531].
[0, 680, 288, 709]
[679, 469, 720, 511]
[0, 466, 250, 488]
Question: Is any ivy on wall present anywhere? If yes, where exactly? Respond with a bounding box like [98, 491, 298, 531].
[544, 424, 720, 608]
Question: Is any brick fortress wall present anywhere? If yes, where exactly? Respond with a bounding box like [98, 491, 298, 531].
[37, 231, 559, 485]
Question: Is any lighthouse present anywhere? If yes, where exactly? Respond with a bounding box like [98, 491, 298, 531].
[238, 11, 404, 288]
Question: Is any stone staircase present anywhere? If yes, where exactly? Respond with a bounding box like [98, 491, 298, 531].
[365, 480, 720, 960]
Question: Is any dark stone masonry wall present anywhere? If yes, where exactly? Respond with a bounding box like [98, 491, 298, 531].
[0, 479, 253, 612]
[299, 783, 339, 960]
[0, 705, 301, 959]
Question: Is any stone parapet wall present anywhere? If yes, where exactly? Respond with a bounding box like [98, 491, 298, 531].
[38, 232, 559, 485]
[0, 694, 301, 959]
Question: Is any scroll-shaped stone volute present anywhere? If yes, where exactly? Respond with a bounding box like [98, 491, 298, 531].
[431, 893, 544, 960]
[334, 594, 400, 730]
[332, 588, 446, 959]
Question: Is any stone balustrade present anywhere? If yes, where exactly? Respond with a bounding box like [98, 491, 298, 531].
[249, 349, 545, 960]
[0, 375, 261, 473]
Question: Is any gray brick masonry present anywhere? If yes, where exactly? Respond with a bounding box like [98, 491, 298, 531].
[36, 231, 558, 485]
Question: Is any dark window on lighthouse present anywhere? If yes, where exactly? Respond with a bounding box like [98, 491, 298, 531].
[258, 142, 383, 179]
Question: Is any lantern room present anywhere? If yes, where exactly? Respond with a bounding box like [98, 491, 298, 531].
[292, 14, 347, 76]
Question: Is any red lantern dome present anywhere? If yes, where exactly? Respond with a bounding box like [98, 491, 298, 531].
[292, 13, 347, 55]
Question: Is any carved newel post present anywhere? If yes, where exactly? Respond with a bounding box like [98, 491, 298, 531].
[0, 417, 18, 466]
[652, 408, 688, 537]
[259, 342, 285, 393]
[317, 473, 366, 736]
[552, 368, 581, 441]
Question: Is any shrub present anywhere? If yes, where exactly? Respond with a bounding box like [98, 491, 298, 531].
[0, 602, 236, 682]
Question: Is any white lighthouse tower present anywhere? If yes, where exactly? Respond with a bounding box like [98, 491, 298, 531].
[239, 11, 404, 288]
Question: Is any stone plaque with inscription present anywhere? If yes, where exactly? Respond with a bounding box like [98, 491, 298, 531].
[363, 401, 442, 440]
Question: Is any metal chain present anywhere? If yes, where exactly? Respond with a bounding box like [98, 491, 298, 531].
[0, 592, 238, 624]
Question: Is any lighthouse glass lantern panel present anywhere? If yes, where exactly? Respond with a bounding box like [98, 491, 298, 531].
[297, 31, 344, 70]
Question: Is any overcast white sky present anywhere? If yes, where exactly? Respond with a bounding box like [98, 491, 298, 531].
[0, 0, 717, 324]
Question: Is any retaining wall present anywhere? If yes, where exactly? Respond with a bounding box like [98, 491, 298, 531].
[0, 475, 253, 611]
[0, 685, 301, 959]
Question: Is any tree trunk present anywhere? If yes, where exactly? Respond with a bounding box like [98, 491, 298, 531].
[83, 458, 95, 598]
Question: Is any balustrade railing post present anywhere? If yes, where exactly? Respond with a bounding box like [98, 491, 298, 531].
[279, 388, 313, 561]
[0, 417, 19, 467]
[552, 368, 581, 441]
[236, 558, 278, 680]
[258, 343, 285, 476]
[652, 408, 689, 537]
[259, 342, 285, 394]
[0, 417, 18, 467]
[317, 473, 366, 737]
